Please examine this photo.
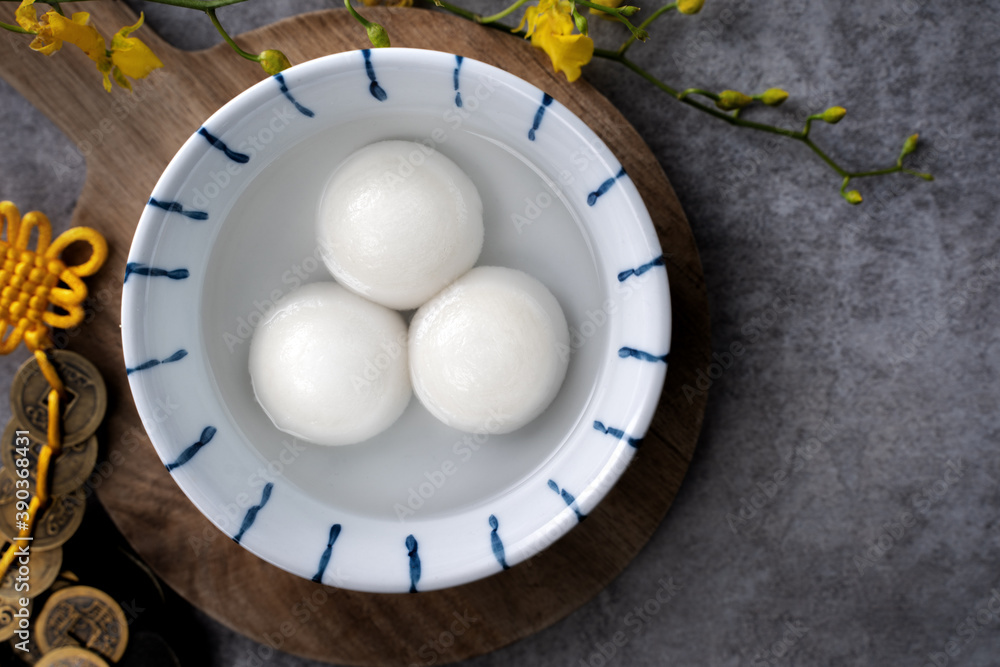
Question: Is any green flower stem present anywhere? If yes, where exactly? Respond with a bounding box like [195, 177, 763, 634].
[344, 0, 375, 29]
[801, 136, 848, 177]
[619, 2, 676, 55]
[902, 168, 934, 181]
[432, 0, 480, 22]
[206, 8, 259, 62]
[435, 0, 528, 36]
[677, 87, 719, 102]
[571, 0, 646, 40]
[478, 0, 531, 24]
[594, 48, 927, 191]
[0, 20, 32, 33]
[125, 0, 253, 8]
[598, 49, 798, 137]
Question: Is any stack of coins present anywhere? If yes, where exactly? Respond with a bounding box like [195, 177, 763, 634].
[0, 351, 130, 665]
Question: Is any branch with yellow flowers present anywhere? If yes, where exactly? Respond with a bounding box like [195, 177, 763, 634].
[1, 0, 934, 204]
[430, 0, 933, 204]
[4, 0, 164, 92]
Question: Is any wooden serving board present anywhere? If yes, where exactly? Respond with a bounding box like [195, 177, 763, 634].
[0, 3, 710, 665]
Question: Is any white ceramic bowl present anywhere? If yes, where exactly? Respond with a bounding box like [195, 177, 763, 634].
[122, 48, 670, 593]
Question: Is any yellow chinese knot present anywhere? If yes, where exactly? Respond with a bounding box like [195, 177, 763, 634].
[0, 201, 107, 579]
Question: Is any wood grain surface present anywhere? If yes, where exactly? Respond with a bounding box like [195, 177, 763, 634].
[0, 2, 710, 664]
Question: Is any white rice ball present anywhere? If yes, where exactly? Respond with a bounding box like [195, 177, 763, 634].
[409, 266, 570, 434]
[249, 282, 411, 446]
[317, 140, 484, 310]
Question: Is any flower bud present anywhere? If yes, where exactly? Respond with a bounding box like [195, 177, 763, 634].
[821, 106, 847, 124]
[757, 88, 789, 107]
[573, 9, 589, 35]
[367, 22, 390, 48]
[678, 0, 706, 14]
[618, 5, 640, 16]
[715, 90, 753, 111]
[258, 49, 291, 75]
[844, 189, 862, 205]
[900, 133, 918, 158]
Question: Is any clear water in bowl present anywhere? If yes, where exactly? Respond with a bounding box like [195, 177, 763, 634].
[201, 114, 607, 522]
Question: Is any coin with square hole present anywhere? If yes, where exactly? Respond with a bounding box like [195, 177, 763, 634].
[11, 351, 107, 448]
[0, 487, 86, 551]
[36, 586, 128, 662]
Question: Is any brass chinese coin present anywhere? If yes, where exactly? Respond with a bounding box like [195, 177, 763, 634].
[11, 350, 107, 448]
[0, 461, 16, 504]
[1, 420, 99, 498]
[0, 486, 86, 551]
[35, 586, 128, 662]
[36, 645, 110, 667]
[0, 596, 31, 642]
[0, 421, 98, 494]
[0, 544, 62, 600]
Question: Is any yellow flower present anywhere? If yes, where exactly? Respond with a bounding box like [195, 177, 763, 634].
[14, 2, 162, 93]
[518, 0, 594, 82]
[47, 12, 106, 64]
[15, 0, 61, 55]
[108, 14, 164, 91]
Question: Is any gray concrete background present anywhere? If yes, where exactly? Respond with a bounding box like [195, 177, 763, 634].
[1, 1, 998, 665]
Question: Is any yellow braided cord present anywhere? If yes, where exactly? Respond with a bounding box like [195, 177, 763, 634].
[0, 202, 106, 580]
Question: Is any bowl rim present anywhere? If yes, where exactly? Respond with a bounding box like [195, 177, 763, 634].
[121, 47, 671, 593]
